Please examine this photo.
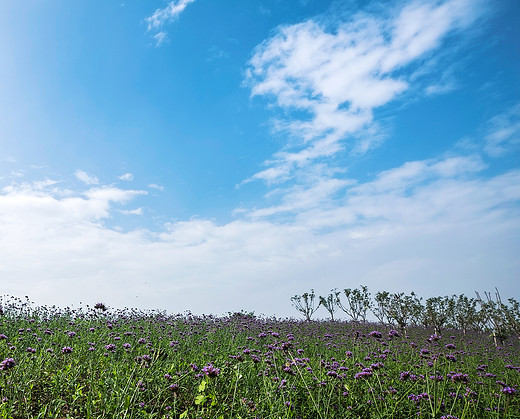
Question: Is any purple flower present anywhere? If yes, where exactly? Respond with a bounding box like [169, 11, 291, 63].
[94, 302, 107, 311]
[445, 343, 456, 350]
[400, 371, 411, 381]
[501, 386, 517, 395]
[369, 331, 382, 339]
[202, 364, 220, 377]
[354, 368, 373, 379]
[450, 373, 469, 383]
[0, 358, 15, 371]
[407, 392, 430, 403]
[61, 346, 73, 354]
[370, 362, 384, 370]
[388, 329, 400, 338]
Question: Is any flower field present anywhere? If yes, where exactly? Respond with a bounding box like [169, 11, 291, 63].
[0, 296, 519, 418]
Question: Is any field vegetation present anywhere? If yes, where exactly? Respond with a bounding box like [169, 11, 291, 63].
[0, 289, 518, 418]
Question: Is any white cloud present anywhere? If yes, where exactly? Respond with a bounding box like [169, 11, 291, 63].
[32, 178, 62, 189]
[424, 67, 458, 95]
[206, 46, 229, 62]
[118, 173, 134, 181]
[249, 177, 353, 219]
[245, 0, 484, 184]
[119, 208, 144, 216]
[153, 31, 169, 48]
[148, 183, 164, 191]
[10, 169, 25, 178]
[75, 170, 99, 185]
[145, 0, 195, 46]
[1, 154, 519, 317]
[146, 0, 195, 30]
[484, 103, 520, 157]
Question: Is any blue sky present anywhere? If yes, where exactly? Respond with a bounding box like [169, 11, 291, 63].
[1, 0, 519, 317]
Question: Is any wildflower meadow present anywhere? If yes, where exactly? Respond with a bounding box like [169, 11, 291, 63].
[0, 291, 518, 418]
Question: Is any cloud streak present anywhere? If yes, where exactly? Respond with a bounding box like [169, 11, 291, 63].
[146, 0, 195, 31]
[484, 103, 520, 157]
[75, 170, 99, 185]
[146, 0, 195, 46]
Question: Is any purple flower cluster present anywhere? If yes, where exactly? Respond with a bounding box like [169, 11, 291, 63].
[354, 368, 373, 379]
[0, 358, 15, 371]
[94, 302, 107, 311]
[202, 363, 220, 377]
[408, 392, 429, 403]
[449, 373, 469, 383]
[388, 329, 400, 338]
[500, 386, 517, 395]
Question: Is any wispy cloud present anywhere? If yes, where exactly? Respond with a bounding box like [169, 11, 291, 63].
[75, 170, 99, 185]
[206, 46, 229, 62]
[484, 103, 520, 157]
[247, 154, 488, 224]
[145, 0, 195, 46]
[245, 0, 485, 184]
[119, 207, 144, 216]
[146, 0, 195, 31]
[33, 178, 62, 190]
[118, 173, 134, 181]
[148, 183, 164, 191]
[153, 31, 169, 48]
